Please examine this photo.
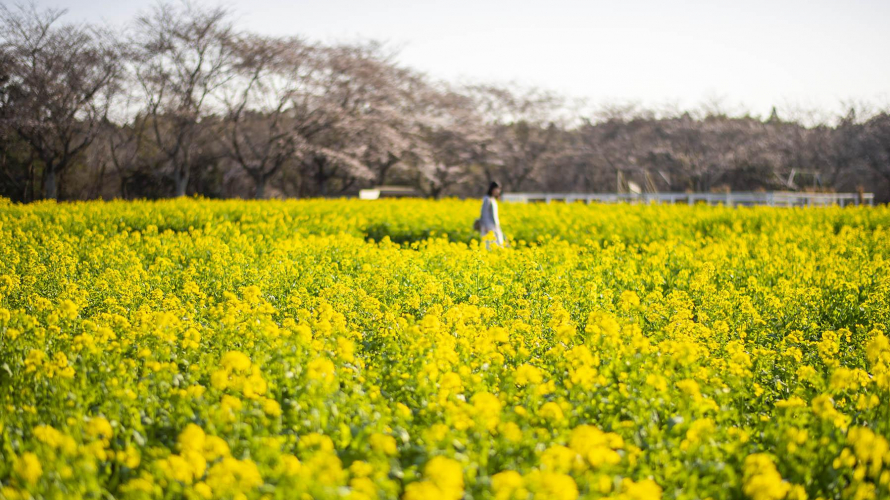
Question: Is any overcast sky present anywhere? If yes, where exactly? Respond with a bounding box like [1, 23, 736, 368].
[56, 0, 890, 118]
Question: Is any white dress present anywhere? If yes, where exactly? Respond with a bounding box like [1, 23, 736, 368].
[479, 195, 505, 246]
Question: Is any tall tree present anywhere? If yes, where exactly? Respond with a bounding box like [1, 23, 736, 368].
[0, 45, 37, 201]
[411, 89, 488, 198]
[130, 1, 235, 197]
[337, 43, 432, 187]
[218, 35, 311, 198]
[0, 3, 121, 199]
[467, 84, 563, 190]
[290, 42, 404, 196]
[862, 113, 890, 199]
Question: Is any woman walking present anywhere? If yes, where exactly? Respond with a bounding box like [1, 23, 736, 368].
[478, 181, 505, 248]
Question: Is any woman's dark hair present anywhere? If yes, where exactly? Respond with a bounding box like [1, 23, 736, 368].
[487, 181, 501, 197]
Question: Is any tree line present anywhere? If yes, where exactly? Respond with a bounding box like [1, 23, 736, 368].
[2, 1, 890, 203]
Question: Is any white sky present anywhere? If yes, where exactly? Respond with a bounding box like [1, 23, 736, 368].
[56, 0, 890, 118]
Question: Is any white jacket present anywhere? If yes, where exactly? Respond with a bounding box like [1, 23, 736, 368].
[480, 195, 500, 231]
[479, 196, 504, 246]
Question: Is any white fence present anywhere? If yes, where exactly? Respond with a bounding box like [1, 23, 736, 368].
[502, 191, 875, 207]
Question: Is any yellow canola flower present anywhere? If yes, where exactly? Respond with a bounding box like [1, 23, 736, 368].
[523, 470, 579, 500]
[682, 418, 715, 451]
[85, 416, 113, 441]
[2, 199, 890, 500]
[844, 426, 890, 478]
[205, 456, 264, 495]
[369, 433, 398, 456]
[59, 299, 79, 320]
[515, 364, 544, 386]
[866, 332, 890, 366]
[279, 454, 302, 477]
[743, 454, 790, 500]
[569, 425, 623, 468]
[541, 445, 582, 473]
[471, 392, 503, 431]
[14, 452, 43, 485]
[176, 423, 231, 462]
[775, 396, 808, 409]
[499, 422, 523, 443]
[262, 398, 282, 416]
[23, 350, 45, 374]
[492, 470, 527, 500]
[120, 477, 156, 495]
[811, 395, 850, 430]
[539, 402, 565, 423]
[404, 456, 463, 500]
[178, 423, 207, 452]
[157, 453, 203, 484]
[349, 460, 374, 477]
[33, 425, 77, 454]
[307, 357, 337, 383]
[618, 478, 663, 500]
[220, 351, 252, 372]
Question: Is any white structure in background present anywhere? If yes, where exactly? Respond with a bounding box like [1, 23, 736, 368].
[359, 186, 421, 200]
[502, 192, 875, 207]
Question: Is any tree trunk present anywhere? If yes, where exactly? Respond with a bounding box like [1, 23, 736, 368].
[44, 165, 58, 200]
[316, 158, 328, 197]
[93, 161, 107, 199]
[254, 175, 266, 199]
[174, 165, 189, 197]
[27, 160, 35, 202]
[881, 171, 890, 205]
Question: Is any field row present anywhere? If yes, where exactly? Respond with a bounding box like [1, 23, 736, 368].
[1, 199, 889, 500]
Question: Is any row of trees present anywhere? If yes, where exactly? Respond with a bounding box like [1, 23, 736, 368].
[2, 2, 890, 203]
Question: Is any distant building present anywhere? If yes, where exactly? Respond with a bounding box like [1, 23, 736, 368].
[358, 186, 421, 200]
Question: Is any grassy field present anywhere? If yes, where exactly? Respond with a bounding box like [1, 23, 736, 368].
[1, 198, 889, 500]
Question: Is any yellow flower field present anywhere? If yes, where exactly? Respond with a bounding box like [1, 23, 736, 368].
[1, 198, 889, 500]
